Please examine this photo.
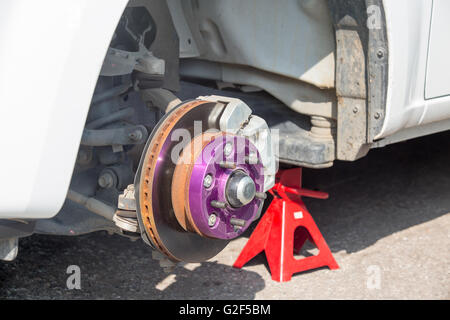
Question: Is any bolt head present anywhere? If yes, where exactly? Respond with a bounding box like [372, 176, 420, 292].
[208, 214, 217, 227]
[128, 130, 142, 141]
[376, 48, 385, 59]
[203, 174, 213, 188]
[98, 172, 115, 188]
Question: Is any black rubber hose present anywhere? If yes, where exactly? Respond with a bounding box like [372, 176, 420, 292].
[85, 107, 135, 130]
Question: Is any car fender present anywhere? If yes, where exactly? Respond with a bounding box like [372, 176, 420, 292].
[0, 0, 128, 218]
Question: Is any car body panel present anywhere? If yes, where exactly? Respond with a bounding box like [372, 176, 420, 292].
[0, 0, 128, 219]
[377, 0, 450, 139]
[425, 0, 450, 99]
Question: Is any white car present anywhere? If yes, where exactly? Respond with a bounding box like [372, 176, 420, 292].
[0, 0, 449, 264]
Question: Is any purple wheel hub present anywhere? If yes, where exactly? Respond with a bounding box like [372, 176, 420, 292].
[188, 135, 264, 239]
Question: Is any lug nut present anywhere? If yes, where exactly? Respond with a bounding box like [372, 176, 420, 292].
[208, 214, 217, 227]
[203, 174, 213, 188]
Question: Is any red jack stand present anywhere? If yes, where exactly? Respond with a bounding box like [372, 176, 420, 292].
[233, 168, 339, 282]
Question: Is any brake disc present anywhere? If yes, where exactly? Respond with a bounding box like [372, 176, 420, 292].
[135, 99, 267, 262]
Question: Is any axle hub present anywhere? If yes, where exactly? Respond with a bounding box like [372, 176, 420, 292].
[173, 133, 264, 239]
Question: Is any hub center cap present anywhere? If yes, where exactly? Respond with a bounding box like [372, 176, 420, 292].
[226, 171, 256, 208]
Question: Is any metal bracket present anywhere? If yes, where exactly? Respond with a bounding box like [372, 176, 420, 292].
[197, 95, 276, 191]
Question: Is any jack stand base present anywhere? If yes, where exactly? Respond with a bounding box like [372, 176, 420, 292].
[233, 168, 339, 282]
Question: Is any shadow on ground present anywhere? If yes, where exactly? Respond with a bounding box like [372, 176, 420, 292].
[241, 131, 450, 267]
[1, 131, 449, 299]
[302, 131, 450, 254]
[0, 232, 265, 299]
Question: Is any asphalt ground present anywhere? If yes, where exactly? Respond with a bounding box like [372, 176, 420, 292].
[0, 131, 449, 299]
